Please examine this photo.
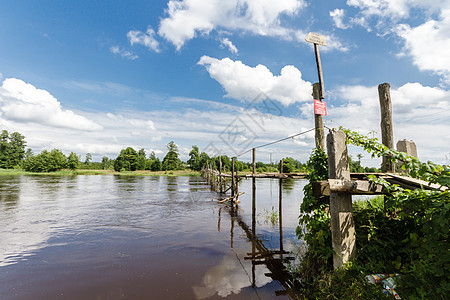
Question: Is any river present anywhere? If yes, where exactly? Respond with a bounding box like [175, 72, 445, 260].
[0, 175, 306, 299]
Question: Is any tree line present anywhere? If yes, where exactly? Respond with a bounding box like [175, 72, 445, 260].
[0, 129, 380, 173]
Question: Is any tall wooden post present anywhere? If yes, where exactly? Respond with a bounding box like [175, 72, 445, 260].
[219, 156, 223, 193]
[313, 44, 325, 100]
[252, 148, 256, 175]
[327, 130, 355, 269]
[279, 159, 283, 174]
[378, 83, 395, 173]
[279, 177, 283, 252]
[231, 158, 235, 197]
[313, 83, 325, 150]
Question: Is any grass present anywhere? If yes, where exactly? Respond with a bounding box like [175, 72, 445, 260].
[0, 168, 201, 177]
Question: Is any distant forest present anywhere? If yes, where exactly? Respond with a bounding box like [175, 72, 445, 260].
[0, 129, 379, 173]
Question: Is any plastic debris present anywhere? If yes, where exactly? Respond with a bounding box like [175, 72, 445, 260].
[365, 274, 401, 299]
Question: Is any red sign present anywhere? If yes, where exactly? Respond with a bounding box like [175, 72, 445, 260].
[314, 99, 327, 116]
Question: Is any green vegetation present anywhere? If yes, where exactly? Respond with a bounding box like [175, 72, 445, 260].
[295, 130, 449, 299]
[0, 130, 26, 169]
[263, 206, 279, 226]
[162, 141, 181, 171]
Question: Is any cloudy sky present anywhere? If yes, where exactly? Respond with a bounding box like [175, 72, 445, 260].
[0, 0, 449, 166]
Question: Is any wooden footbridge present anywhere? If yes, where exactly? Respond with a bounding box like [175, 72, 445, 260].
[200, 81, 447, 299]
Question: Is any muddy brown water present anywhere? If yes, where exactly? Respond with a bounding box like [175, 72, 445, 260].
[0, 175, 306, 299]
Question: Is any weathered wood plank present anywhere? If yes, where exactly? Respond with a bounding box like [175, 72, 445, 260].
[328, 179, 384, 194]
[385, 173, 448, 191]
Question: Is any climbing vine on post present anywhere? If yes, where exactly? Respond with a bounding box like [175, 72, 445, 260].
[342, 127, 449, 297]
[296, 148, 332, 273]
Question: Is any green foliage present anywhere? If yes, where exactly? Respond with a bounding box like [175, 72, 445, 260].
[114, 147, 139, 172]
[101, 156, 114, 170]
[234, 160, 244, 172]
[187, 145, 201, 171]
[296, 148, 332, 273]
[162, 141, 181, 171]
[22, 149, 68, 172]
[0, 130, 27, 168]
[295, 130, 449, 298]
[263, 206, 278, 226]
[84, 153, 92, 164]
[349, 155, 365, 173]
[281, 157, 302, 173]
[67, 152, 80, 170]
[342, 128, 449, 298]
[293, 263, 387, 299]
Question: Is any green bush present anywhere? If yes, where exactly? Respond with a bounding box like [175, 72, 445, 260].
[295, 129, 449, 299]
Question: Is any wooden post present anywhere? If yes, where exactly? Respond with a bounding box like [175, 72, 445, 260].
[327, 130, 355, 269]
[251, 176, 256, 286]
[279, 177, 283, 252]
[313, 83, 325, 150]
[314, 44, 325, 99]
[279, 159, 283, 174]
[231, 158, 236, 197]
[252, 148, 256, 175]
[219, 156, 223, 193]
[378, 83, 395, 173]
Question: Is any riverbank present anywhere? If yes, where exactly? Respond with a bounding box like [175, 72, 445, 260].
[0, 169, 201, 176]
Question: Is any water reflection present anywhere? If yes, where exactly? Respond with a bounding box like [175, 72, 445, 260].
[0, 175, 21, 209]
[281, 178, 296, 194]
[195, 178, 300, 299]
[193, 250, 272, 299]
[0, 175, 305, 299]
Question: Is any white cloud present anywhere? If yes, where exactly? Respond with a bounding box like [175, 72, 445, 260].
[396, 9, 450, 84]
[330, 8, 350, 29]
[193, 250, 272, 298]
[127, 26, 161, 53]
[158, 0, 306, 50]
[0, 78, 102, 131]
[110, 45, 139, 60]
[198, 56, 312, 106]
[220, 38, 238, 54]
[329, 82, 450, 164]
[346, 0, 448, 20]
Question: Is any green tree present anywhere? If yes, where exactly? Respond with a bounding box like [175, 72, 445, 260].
[48, 149, 68, 171]
[234, 160, 244, 172]
[85, 153, 92, 165]
[282, 157, 297, 173]
[0, 130, 9, 168]
[137, 148, 146, 170]
[162, 141, 181, 171]
[114, 147, 138, 171]
[198, 152, 210, 169]
[101, 156, 111, 170]
[22, 149, 67, 172]
[8, 132, 26, 167]
[150, 157, 161, 171]
[187, 145, 200, 171]
[0, 130, 26, 168]
[67, 152, 80, 170]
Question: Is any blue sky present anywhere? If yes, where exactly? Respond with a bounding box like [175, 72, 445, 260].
[0, 0, 449, 166]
